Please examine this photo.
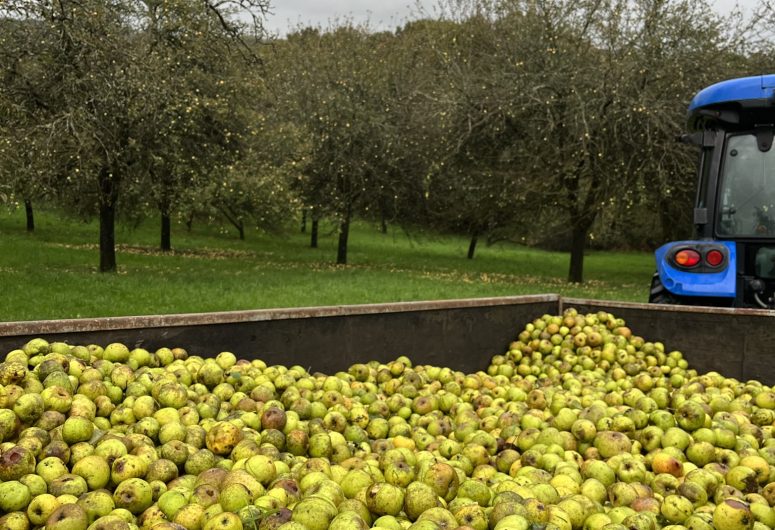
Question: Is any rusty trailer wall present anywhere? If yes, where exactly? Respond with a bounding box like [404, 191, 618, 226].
[0, 295, 774, 384]
[565, 298, 775, 384]
[0, 296, 559, 376]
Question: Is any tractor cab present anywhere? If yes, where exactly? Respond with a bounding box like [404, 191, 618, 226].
[650, 74, 775, 308]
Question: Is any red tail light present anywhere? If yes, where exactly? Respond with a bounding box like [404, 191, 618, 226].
[675, 249, 701, 267]
[705, 249, 725, 267]
[669, 244, 728, 272]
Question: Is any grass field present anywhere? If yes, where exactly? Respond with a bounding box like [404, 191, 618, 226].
[0, 209, 656, 321]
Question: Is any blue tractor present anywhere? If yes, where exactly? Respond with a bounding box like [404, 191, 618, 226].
[650, 74, 775, 308]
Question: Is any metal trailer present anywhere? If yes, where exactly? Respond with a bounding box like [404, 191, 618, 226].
[0, 296, 773, 384]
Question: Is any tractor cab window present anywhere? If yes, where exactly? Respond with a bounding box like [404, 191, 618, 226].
[717, 133, 775, 237]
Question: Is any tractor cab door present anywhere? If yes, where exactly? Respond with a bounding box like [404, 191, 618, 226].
[713, 127, 775, 306]
[715, 130, 775, 238]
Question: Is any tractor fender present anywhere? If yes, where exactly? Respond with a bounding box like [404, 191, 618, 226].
[654, 241, 737, 298]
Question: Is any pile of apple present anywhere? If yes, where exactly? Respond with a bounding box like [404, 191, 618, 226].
[0, 308, 774, 530]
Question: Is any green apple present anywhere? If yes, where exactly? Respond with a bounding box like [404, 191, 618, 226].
[46, 503, 90, 530]
[713, 498, 755, 530]
[102, 343, 130, 363]
[27, 493, 62, 526]
[112, 478, 153, 514]
[72, 455, 111, 490]
[62, 417, 94, 445]
[0, 480, 31, 512]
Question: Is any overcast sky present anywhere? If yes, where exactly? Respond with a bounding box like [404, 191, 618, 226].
[263, 0, 761, 35]
[264, 0, 437, 34]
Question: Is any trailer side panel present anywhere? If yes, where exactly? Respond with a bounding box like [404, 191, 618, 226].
[0, 296, 558, 375]
[2, 296, 773, 383]
[565, 298, 775, 383]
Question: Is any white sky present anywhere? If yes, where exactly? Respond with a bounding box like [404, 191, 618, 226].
[264, 0, 437, 35]
[263, 0, 762, 35]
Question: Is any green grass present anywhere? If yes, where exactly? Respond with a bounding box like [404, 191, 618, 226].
[0, 209, 656, 321]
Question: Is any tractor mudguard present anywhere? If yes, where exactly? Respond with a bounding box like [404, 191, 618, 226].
[654, 241, 737, 298]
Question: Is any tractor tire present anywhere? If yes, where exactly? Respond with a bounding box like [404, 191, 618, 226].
[648, 272, 681, 305]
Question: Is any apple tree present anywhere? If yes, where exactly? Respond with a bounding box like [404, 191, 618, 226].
[431, 0, 759, 279]
[0, 0, 269, 270]
[0, 16, 63, 232]
[271, 25, 408, 264]
[404, 9, 535, 258]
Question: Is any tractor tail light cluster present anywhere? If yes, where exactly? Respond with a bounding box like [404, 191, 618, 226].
[670, 245, 727, 271]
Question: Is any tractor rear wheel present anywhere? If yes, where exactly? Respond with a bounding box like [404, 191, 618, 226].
[648, 272, 681, 304]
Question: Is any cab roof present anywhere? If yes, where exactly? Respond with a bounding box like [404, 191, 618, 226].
[690, 74, 775, 111]
[688, 74, 775, 129]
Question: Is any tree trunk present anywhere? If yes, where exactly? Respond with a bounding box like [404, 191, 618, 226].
[568, 224, 588, 283]
[24, 199, 34, 232]
[467, 231, 479, 260]
[160, 211, 171, 251]
[310, 218, 319, 248]
[99, 169, 118, 273]
[186, 212, 194, 232]
[301, 210, 307, 233]
[99, 201, 117, 273]
[337, 212, 351, 265]
[379, 195, 389, 234]
[562, 159, 600, 284]
[219, 206, 246, 240]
